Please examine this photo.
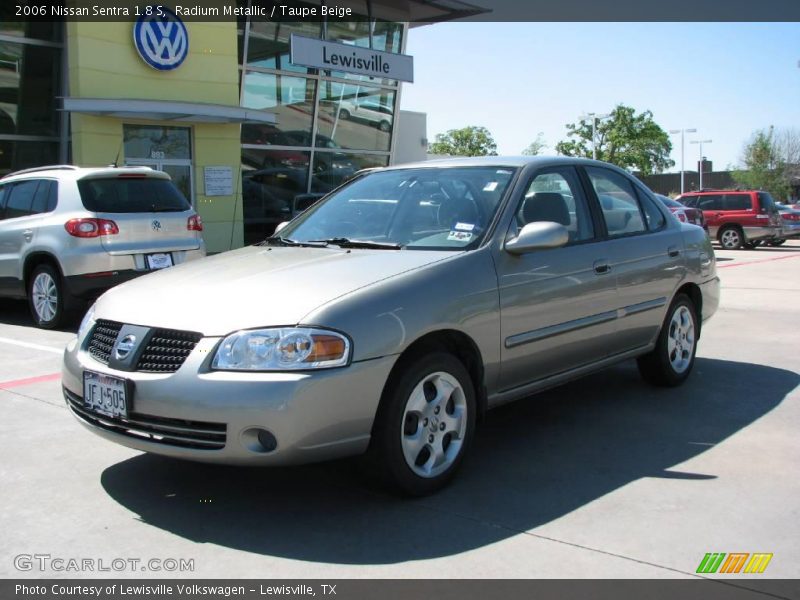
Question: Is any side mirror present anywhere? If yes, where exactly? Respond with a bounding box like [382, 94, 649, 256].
[292, 193, 324, 217]
[505, 221, 569, 255]
[274, 221, 289, 234]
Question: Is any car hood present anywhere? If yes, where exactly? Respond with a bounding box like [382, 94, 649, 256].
[94, 245, 452, 335]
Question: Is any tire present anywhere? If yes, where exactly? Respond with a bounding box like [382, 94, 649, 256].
[378, 120, 391, 132]
[338, 109, 350, 120]
[28, 264, 67, 329]
[366, 352, 476, 496]
[718, 226, 744, 249]
[637, 294, 699, 387]
[768, 239, 786, 246]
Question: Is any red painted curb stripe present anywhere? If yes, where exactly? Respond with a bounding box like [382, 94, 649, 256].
[0, 372, 62, 389]
[717, 254, 800, 269]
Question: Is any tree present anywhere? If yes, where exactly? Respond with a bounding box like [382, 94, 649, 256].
[429, 126, 497, 157]
[522, 132, 547, 156]
[733, 126, 792, 199]
[555, 104, 674, 175]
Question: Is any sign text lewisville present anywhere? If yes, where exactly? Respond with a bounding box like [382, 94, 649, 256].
[290, 35, 414, 83]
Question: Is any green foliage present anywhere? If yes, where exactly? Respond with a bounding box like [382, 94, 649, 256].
[733, 127, 790, 199]
[555, 104, 674, 175]
[429, 126, 498, 157]
[522, 133, 547, 156]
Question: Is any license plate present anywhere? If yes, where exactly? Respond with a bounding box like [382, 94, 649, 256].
[83, 371, 129, 419]
[146, 253, 174, 270]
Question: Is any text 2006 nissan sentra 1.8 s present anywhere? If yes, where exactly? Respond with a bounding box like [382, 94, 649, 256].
[62, 157, 719, 495]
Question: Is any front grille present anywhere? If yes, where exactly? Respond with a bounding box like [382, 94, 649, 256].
[87, 320, 122, 364]
[136, 328, 202, 373]
[86, 321, 201, 373]
[64, 387, 226, 450]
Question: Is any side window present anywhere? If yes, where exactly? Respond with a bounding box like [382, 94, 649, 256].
[638, 190, 666, 230]
[4, 180, 40, 219]
[516, 167, 594, 243]
[31, 180, 54, 214]
[0, 185, 6, 219]
[723, 194, 752, 211]
[585, 167, 647, 237]
[698, 195, 722, 210]
[47, 181, 58, 212]
[680, 196, 698, 208]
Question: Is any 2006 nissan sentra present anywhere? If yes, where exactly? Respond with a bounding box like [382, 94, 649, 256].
[62, 157, 720, 495]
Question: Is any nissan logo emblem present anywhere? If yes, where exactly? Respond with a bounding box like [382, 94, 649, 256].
[115, 334, 138, 360]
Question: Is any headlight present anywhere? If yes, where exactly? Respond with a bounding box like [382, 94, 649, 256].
[212, 327, 351, 371]
[77, 304, 96, 341]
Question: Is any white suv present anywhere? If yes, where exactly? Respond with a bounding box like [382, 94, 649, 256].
[0, 165, 206, 328]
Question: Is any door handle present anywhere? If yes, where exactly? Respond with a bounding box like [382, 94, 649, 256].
[22, 229, 34, 241]
[593, 260, 611, 275]
[668, 246, 680, 258]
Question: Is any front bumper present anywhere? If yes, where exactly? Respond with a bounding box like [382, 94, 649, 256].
[62, 336, 397, 465]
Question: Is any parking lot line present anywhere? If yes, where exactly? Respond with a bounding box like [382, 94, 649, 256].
[0, 336, 64, 354]
[717, 254, 800, 269]
[0, 373, 62, 390]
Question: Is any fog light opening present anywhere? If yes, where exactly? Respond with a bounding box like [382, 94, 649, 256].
[257, 429, 278, 452]
[241, 427, 278, 454]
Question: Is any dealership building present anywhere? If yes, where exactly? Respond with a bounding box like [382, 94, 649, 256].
[0, 1, 484, 251]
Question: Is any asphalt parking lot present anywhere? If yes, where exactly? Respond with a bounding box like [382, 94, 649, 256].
[1, 241, 798, 580]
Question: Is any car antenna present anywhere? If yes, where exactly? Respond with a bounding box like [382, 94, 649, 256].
[110, 139, 124, 168]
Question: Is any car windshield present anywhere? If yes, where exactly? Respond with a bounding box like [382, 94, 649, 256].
[277, 166, 518, 250]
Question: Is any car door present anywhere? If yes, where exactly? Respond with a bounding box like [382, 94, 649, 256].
[0, 180, 42, 287]
[583, 166, 685, 352]
[494, 166, 620, 391]
[694, 194, 724, 237]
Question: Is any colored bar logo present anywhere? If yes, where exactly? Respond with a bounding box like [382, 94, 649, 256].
[696, 553, 773, 574]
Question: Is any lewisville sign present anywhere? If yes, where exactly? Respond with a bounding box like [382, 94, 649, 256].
[290, 35, 414, 83]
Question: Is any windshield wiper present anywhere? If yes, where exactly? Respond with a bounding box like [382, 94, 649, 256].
[261, 236, 327, 248]
[308, 237, 402, 250]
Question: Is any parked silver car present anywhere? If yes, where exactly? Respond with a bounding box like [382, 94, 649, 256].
[0, 165, 206, 328]
[62, 157, 720, 495]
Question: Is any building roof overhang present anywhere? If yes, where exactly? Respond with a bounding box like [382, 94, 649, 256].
[62, 98, 276, 125]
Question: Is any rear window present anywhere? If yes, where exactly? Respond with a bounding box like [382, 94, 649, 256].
[757, 192, 776, 212]
[78, 177, 190, 213]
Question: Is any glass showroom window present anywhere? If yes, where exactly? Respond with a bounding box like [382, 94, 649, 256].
[310, 152, 389, 194]
[245, 19, 321, 75]
[242, 149, 311, 244]
[241, 72, 317, 148]
[316, 83, 395, 152]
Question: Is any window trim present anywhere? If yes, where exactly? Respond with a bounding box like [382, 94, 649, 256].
[512, 166, 599, 247]
[580, 165, 655, 241]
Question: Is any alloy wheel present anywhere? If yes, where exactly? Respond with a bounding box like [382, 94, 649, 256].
[400, 371, 467, 478]
[32, 271, 58, 323]
[667, 305, 695, 374]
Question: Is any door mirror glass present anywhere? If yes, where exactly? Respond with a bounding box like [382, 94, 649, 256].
[274, 221, 289, 234]
[505, 221, 568, 255]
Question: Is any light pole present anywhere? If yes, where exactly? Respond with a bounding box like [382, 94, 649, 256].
[690, 139, 712, 190]
[584, 112, 611, 160]
[669, 128, 697, 194]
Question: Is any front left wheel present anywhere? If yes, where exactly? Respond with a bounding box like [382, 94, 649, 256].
[637, 294, 698, 387]
[367, 352, 476, 496]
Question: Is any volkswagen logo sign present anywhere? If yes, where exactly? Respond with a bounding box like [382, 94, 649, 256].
[133, 6, 189, 71]
[115, 335, 138, 360]
[152, 219, 162, 231]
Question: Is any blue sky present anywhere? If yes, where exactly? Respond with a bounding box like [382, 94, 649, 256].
[401, 22, 800, 171]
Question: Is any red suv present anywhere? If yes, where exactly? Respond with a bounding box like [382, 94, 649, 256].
[677, 190, 783, 249]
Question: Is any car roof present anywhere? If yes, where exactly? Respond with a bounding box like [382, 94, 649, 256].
[382, 155, 627, 171]
[1, 165, 169, 183]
